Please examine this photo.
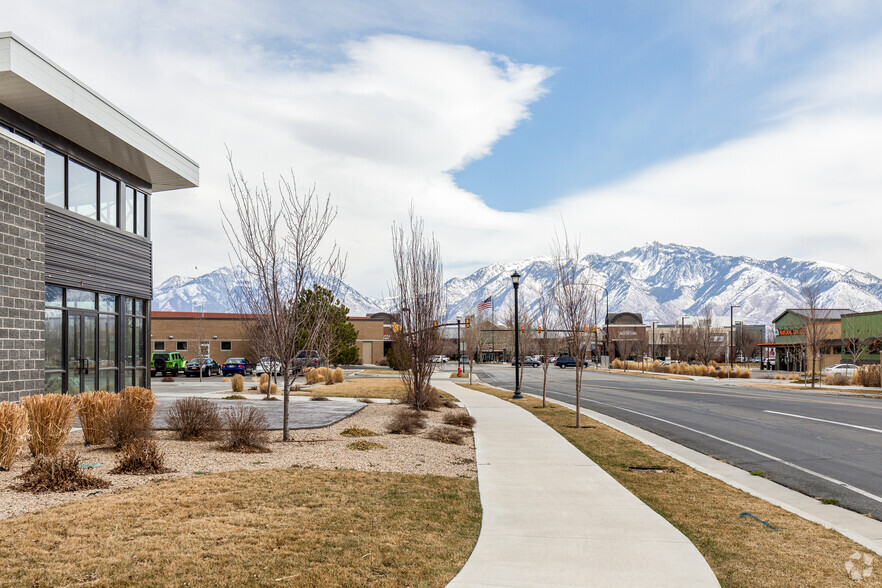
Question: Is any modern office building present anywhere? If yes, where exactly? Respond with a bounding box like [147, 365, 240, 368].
[0, 32, 198, 402]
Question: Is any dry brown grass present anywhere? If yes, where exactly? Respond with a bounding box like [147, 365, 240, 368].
[340, 427, 378, 437]
[76, 390, 117, 445]
[0, 468, 480, 586]
[231, 374, 245, 393]
[461, 383, 881, 588]
[12, 450, 109, 493]
[852, 365, 881, 387]
[347, 440, 386, 451]
[306, 367, 329, 385]
[0, 402, 28, 471]
[259, 381, 280, 395]
[111, 439, 172, 475]
[20, 394, 78, 456]
[332, 367, 344, 384]
[259, 373, 270, 385]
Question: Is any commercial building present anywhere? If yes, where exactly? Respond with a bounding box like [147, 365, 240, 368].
[0, 32, 198, 401]
[762, 309, 853, 372]
[840, 310, 882, 365]
[149, 312, 386, 365]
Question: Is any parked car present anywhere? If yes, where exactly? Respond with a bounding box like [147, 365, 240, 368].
[151, 352, 186, 377]
[222, 357, 254, 376]
[184, 357, 221, 377]
[293, 350, 323, 370]
[512, 357, 541, 367]
[556, 355, 589, 368]
[254, 357, 284, 376]
[822, 363, 857, 377]
[459, 355, 469, 364]
[430, 355, 449, 363]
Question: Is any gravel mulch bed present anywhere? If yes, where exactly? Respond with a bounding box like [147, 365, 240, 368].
[0, 403, 476, 521]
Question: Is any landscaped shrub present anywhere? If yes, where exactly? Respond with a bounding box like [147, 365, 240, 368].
[165, 397, 221, 440]
[425, 426, 466, 445]
[340, 427, 378, 437]
[387, 408, 427, 435]
[852, 365, 881, 387]
[310, 396, 330, 401]
[332, 367, 344, 384]
[824, 373, 849, 386]
[305, 368, 328, 385]
[111, 438, 171, 474]
[224, 395, 248, 400]
[161, 376, 175, 382]
[347, 440, 385, 451]
[219, 406, 269, 452]
[77, 390, 117, 445]
[19, 394, 78, 457]
[612, 358, 624, 370]
[231, 374, 245, 393]
[259, 372, 270, 385]
[0, 402, 28, 471]
[108, 387, 156, 449]
[258, 382, 279, 395]
[13, 450, 110, 493]
[443, 412, 476, 429]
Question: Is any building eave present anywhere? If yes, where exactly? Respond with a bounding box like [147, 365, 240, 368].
[0, 32, 198, 191]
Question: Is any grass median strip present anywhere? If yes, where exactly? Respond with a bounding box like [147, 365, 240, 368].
[291, 378, 455, 402]
[0, 467, 480, 587]
[459, 382, 880, 588]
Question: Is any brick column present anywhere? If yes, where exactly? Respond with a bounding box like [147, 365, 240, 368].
[0, 128, 45, 402]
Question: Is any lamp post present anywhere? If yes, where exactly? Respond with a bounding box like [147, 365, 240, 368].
[652, 321, 657, 360]
[456, 316, 462, 377]
[511, 271, 523, 399]
[730, 305, 740, 377]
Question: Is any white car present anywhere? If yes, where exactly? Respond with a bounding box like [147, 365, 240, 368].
[430, 355, 449, 363]
[254, 357, 284, 376]
[822, 363, 857, 376]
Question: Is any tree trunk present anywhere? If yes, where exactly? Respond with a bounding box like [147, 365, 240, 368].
[282, 371, 290, 441]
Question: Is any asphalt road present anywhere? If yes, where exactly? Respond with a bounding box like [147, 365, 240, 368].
[469, 363, 882, 519]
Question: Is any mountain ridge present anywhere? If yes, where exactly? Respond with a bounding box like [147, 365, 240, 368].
[153, 242, 882, 325]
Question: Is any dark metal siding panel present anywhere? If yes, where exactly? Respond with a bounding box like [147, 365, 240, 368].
[45, 206, 153, 299]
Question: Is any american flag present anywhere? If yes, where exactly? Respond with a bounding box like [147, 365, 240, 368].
[477, 296, 492, 311]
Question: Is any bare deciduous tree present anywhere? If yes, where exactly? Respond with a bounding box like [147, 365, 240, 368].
[738, 325, 763, 363]
[391, 209, 444, 410]
[694, 307, 724, 365]
[222, 153, 344, 440]
[535, 292, 558, 407]
[550, 229, 593, 428]
[798, 284, 833, 389]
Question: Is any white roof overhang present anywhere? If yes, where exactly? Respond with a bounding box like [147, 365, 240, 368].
[0, 32, 198, 192]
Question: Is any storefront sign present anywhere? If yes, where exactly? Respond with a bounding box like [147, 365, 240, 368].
[776, 328, 805, 336]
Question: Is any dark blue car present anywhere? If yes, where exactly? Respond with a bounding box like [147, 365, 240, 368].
[222, 357, 254, 376]
[555, 355, 589, 368]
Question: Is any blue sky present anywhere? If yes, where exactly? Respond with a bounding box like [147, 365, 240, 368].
[4, 1, 882, 297]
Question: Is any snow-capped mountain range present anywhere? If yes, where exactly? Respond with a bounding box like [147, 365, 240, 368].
[153, 242, 882, 325]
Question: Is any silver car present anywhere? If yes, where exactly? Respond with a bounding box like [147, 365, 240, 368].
[254, 357, 284, 376]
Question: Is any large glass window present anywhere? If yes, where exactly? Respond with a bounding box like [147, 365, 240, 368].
[125, 186, 135, 233]
[45, 309, 63, 370]
[44, 148, 65, 207]
[136, 191, 147, 236]
[99, 175, 118, 226]
[67, 289, 96, 310]
[67, 159, 98, 219]
[98, 314, 117, 368]
[45, 285, 63, 307]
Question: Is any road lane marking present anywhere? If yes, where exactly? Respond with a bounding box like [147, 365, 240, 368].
[764, 410, 882, 434]
[575, 396, 882, 506]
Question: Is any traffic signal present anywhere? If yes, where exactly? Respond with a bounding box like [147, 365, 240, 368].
[583, 324, 589, 332]
[521, 326, 525, 333]
[392, 322, 400, 332]
[465, 318, 471, 328]
[537, 326, 542, 333]
[433, 320, 438, 329]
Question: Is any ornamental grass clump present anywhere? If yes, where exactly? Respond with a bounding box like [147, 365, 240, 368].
[332, 367, 344, 384]
[165, 397, 221, 440]
[305, 367, 329, 385]
[0, 402, 28, 470]
[425, 425, 466, 445]
[13, 450, 110, 493]
[852, 365, 881, 387]
[259, 382, 279, 395]
[443, 412, 476, 429]
[231, 374, 245, 393]
[259, 373, 270, 386]
[219, 406, 269, 453]
[108, 387, 155, 449]
[77, 390, 117, 445]
[111, 438, 171, 475]
[20, 394, 78, 457]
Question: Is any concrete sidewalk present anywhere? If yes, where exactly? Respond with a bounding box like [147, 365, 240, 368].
[434, 377, 719, 587]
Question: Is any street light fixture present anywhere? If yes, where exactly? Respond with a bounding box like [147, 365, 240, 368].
[584, 283, 610, 368]
[511, 270, 523, 399]
[730, 305, 740, 377]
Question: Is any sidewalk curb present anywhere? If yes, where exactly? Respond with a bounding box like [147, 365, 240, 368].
[470, 380, 882, 556]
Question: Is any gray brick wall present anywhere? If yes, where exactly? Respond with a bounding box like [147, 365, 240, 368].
[0, 130, 45, 403]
